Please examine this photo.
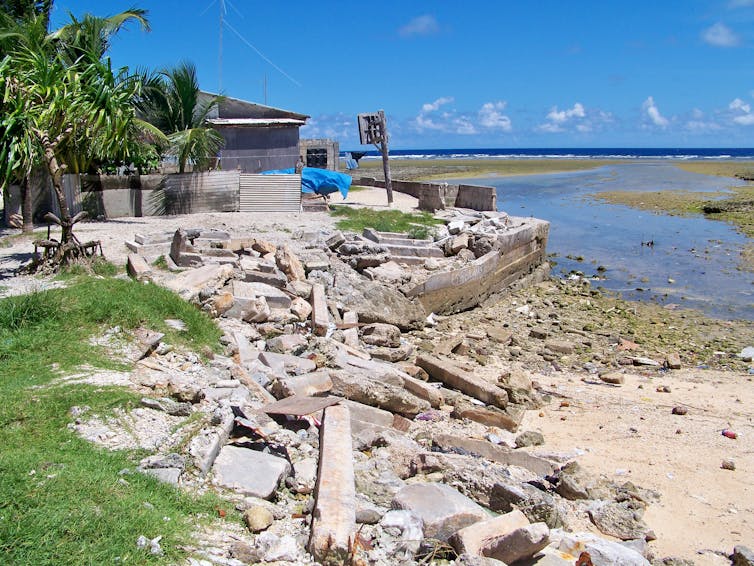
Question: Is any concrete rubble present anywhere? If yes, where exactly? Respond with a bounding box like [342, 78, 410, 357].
[61, 214, 748, 566]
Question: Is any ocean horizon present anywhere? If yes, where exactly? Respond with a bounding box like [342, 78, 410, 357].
[344, 147, 754, 161]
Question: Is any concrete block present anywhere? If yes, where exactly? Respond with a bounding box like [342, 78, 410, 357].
[432, 434, 556, 477]
[126, 253, 153, 282]
[308, 405, 356, 565]
[342, 311, 359, 348]
[483, 522, 550, 563]
[259, 351, 316, 375]
[212, 445, 291, 499]
[232, 281, 291, 309]
[392, 482, 489, 542]
[450, 509, 530, 555]
[271, 371, 333, 398]
[416, 354, 508, 409]
[310, 283, 329, 336]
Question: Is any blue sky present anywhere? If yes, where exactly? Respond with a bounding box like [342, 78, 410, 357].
[52, 0, 754, 149]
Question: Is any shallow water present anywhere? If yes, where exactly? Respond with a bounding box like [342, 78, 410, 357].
[453, 162, 754, 321]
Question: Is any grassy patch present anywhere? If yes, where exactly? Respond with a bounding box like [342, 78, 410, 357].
[589, 190, 717, 216]
[355, 158, 620, 181]
[330, 205, 442, 236]
[0, 276, 228, 564]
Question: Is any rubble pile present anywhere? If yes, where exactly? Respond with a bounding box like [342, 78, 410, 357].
[71, 221, 738, 566]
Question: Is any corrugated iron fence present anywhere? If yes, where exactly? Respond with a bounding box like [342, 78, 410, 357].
[239, 174, 301, 213]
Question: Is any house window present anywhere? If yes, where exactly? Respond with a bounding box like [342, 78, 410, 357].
[306, 148, 328, 168]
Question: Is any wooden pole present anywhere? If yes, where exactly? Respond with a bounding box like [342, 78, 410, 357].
[377, 110, 393, 206]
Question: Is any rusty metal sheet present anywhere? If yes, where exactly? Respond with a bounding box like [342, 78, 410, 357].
[259, 395, 341, 416]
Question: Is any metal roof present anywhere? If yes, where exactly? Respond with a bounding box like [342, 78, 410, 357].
[207, 117, 307, 127]
[199, 91, 309, 122]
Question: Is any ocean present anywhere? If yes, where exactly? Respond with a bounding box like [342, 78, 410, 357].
[345, 147, 754, 161]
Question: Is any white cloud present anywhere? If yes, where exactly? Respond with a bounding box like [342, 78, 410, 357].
[729, 0, 754, 7]
[730, 97, 754, 124]
[399, 14, 440, 38]
[414, 98, 514, 135]
[478, 101, 512, 131]
[642, 96, 669, 127]
[537, 102, 601, 133]
[546, 103, 586, 124]
[421, 97, 454, 113]
[702, 23, 740, 47]
[300, 114, 356, 140]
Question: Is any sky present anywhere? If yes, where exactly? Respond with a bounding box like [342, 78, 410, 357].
[51, 0, 754, 149]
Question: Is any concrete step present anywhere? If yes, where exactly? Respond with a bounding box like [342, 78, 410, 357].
[389, 255, 430, 266]
[362, 228, 434, 247]
[382, 244, 444, 258]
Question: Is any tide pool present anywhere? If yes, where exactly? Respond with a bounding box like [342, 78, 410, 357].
[451, 162, 754, 320]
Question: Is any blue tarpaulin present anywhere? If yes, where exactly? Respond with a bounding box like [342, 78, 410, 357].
[261, 167, 351, 199]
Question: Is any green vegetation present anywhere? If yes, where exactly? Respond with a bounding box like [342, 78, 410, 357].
[0, 274, 228, 564]
[356, 158, 620, 181]
[330, 205, 442, 237]
[136, 62, 224, 174]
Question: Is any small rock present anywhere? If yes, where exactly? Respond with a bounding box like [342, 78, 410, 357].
[731, 545, 754, 566]
[290, 297, 313, 321]
[530, 328, 549, 340]
[361, 323, 402, 348]
[515, 431, 545, 448]
[671, 406, 687, 416]
[656, 385, 671, 393]
[599, 372, 625, 385]
[721, 459, 736, 471]
[738, 347, 754, 362]
[665, 352, 682, 370]
[244, 505, 274, 532]
[632, 356, 661, 367]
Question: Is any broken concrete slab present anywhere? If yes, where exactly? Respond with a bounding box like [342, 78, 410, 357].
[266, 334, 308, 355]
[164, 264, 235, 302]
[271, 371, 333, 398]
[212, 445, 291, 499]
[342, 311, 359, 348]
[224, 294, 270, 323]
[416, 354, 508, 409]
[290, 297, 312, 321]
[453, 405, 521, 432]
[260, 395, 341, 416]
[483, 522, 550, 564]
[310, 283, 329, 337]
[243, 269, 288, 288]
[127, 253, 153, 282]
[391, 482, 489, 542]
[232, 281, 291, 309]
[308, 405, 356, 565]
[329, 369, 430, 418]
[275, 243, 306, 281]
[450, 509, 530, 556]
[361, 323, 401, 348]
[189, 408, 235, 475]
[432, 434, 556, 477]
[258, 351, 316, 375]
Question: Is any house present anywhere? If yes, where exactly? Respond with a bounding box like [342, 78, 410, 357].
[201, 92, 309, 173]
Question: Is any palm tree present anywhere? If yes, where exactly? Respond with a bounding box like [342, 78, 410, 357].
[0, 9, 149, 262]
[137, 61, 224, 174]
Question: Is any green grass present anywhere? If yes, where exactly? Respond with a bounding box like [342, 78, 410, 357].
[0, 275, 229, 564]
[330, 205, 442, 237]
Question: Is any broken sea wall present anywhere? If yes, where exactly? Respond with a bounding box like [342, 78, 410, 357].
[406, 217, 550, 315]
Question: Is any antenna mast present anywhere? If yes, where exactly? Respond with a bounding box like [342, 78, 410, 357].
[218, 0, 224, 91]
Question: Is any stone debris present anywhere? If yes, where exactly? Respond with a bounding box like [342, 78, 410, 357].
[76, 221, 736, 565]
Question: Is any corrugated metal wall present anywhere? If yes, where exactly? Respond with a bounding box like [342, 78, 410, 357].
[49, 174, 83, 218]
[239, 174, 301, 213]
[163, 171, 240, 215]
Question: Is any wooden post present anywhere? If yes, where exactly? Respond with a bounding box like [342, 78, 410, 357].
[376, 110, 393, 206]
